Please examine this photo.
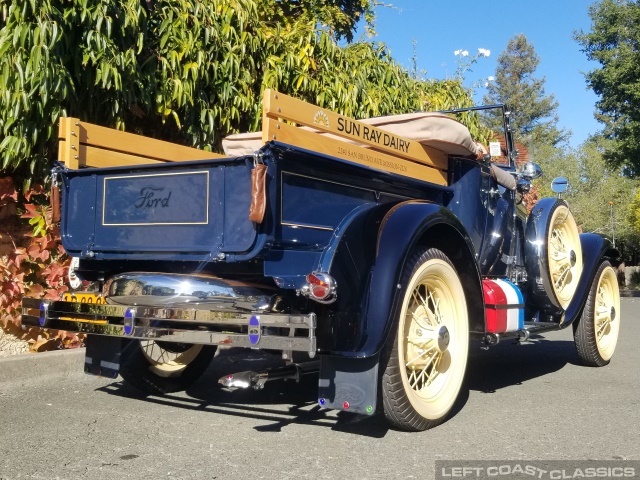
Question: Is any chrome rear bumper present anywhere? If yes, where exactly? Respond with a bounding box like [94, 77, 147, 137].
[22, 297, 317, 357]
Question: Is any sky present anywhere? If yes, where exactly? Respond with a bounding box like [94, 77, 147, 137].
[364, 0, 600, 148]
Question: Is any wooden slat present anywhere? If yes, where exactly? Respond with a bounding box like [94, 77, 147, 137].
[58, 117, 225, 168]
[76, 121, 225, 161]
[58, 141, 167, 168]
[263, 89, 448, 171]
[58, 117, 80, 169]
[264, 118, 447, 186]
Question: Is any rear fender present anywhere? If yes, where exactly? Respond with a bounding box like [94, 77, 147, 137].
[561, 234, 620, 328]
[334, 201, 484, 357]
[312, 203, 395, 353]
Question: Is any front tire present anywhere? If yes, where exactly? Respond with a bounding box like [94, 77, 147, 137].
[120, 340, 216, 395]
[573, 261, 620, 367]
[381, 248, 469, 431]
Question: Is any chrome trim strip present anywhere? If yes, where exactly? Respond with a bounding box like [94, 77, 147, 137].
[280, 222, 335, 231]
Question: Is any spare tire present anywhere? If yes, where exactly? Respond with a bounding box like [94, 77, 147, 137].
[525, 199, 583, 312]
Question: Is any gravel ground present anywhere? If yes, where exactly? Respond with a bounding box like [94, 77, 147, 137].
[0, 328, 30, 357]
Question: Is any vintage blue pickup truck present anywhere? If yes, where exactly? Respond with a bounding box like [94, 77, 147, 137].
[22, 90, 621, 431]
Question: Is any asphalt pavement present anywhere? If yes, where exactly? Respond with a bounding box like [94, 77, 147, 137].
[1, 297, 639, 480]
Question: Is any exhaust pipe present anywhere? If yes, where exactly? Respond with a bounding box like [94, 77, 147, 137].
[218, 361, 320, 390]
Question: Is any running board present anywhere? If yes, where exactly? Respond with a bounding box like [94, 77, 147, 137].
[219, 361, 320, 390]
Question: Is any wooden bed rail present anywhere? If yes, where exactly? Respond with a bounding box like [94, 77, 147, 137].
[261, 89, 448, 186]
[58, 91, 449, 187]
[58, 118, 225, 169]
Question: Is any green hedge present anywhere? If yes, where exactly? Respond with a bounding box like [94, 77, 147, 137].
[0, 0, 486, 184]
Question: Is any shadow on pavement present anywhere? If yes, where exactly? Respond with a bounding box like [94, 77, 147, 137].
[465, 337, 577, 393]
[447, 336, 576, 420]
[98, 348, 390, 438]
[621, 289, 640, 297]
[98, 337, 579, 437]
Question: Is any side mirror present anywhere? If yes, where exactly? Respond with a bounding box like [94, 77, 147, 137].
[520, 162, 542, 180]
[551, 176, 568, 194]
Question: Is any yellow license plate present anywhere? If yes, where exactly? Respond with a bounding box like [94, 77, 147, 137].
[63, 292, 106, 304]
[61, 292, 108, 324]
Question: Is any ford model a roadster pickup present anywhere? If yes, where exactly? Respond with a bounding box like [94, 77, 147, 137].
[22, 90, 621, 431]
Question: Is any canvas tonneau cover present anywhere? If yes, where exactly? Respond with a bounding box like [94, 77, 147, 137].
[222, 111, 481, 160]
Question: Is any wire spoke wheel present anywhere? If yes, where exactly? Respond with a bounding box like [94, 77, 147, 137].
[547, 205, 583, 308]
[140, 341, 204, 378]
[382, 248, 468, 431]
[120, 339, 216, 394]
[405, 284, 450, 393]
[574, 261, 620, 367]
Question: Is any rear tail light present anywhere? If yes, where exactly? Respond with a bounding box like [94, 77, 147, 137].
[303, 272, 337, 304]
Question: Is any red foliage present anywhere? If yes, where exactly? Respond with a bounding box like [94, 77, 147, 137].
[0, 176, 83, 352]
[523, 184, 540, 215]
[0, 177, 18, 201]
[24, 183, 45, 201]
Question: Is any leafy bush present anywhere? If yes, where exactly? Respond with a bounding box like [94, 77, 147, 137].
[0, 0, 488, 185]
[0, 1, 489, 352]
[0, 176, 82, 351]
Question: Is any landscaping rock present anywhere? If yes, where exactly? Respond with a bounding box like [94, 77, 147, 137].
[0, 328, 30, 357]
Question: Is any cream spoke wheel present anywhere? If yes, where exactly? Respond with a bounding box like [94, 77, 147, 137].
[409, 310, 433, 331]
[547, 204, 583, 308]
[404, 291, 449, 391]
[411, 290, 438, 326]
[406, 345, 438, 372]
[550, 229, 567, 259]
[595, 317, 611, 339]
[574, 262, 620, 367]
[140, 341, 203, 378]
[120, 339, 216, 395]
[595, 295, 612, 339]
[550, 233, 572, 290]
[382, 248, 469, 431]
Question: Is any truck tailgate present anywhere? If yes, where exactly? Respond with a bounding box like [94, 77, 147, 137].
[59, 159, 258, 261]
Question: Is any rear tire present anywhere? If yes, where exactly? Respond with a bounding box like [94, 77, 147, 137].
[573, 261, 620, 367]
[381, 248, 469, 431]
[120, 340, 216, 395]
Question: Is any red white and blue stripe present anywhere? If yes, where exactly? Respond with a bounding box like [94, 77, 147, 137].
[482, 278, 525, 333]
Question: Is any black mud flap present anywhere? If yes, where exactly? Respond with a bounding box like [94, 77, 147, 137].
[318, 354, 379, 415]
[85, 336, 122, 379]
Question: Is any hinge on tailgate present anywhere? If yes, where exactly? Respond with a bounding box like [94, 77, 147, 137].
[51, 162, 66, 187]
[50, 163, 66, 224]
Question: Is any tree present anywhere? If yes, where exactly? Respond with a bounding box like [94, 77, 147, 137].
[263, 0, 377, 42]
[0, 0, 486, 186]
[483, 34, 568, 147]
[533, 137, 639, 258]
[628, 188, 640, 255]
[575, 0, 640, 176]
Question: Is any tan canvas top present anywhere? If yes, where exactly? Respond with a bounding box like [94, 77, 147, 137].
[222, 127, 364, 157]
[222, 111, 481, 158]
